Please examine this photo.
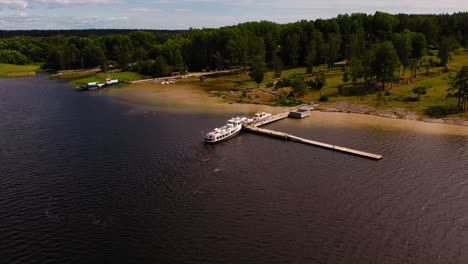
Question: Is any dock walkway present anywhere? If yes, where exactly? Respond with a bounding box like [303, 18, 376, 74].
[243, 126, 382, 160]
[241, 105, 383, 160]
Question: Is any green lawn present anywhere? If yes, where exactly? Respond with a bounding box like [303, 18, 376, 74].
[0, 64, 40, 78]
[70, 72, 147, 86]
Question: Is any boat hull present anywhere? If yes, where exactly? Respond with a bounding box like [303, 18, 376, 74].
[204, 128, 241, 144]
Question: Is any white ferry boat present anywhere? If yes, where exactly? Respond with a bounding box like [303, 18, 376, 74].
[204, 117, 245, 143]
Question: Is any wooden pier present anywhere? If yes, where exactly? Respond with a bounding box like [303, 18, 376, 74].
[242, 105, 383, 160]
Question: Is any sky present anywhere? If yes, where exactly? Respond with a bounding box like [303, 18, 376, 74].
[0, 0, 467, 30]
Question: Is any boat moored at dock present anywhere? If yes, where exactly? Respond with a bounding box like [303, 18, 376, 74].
[204, 117, 245, 143]
[253, 111, 272, 120]
[76, 76, 120, 91]
[201, 104, 381, 159]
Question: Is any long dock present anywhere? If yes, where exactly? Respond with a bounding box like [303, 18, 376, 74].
[242, 105, 383, 160]
[243, 126, 382, 160]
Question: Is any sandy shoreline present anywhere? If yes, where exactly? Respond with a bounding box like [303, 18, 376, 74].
[317, 101, 468, 127]
[101, 83, 468, 136]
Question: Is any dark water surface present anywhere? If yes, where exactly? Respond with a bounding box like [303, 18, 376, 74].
[1, 75, 467, 264]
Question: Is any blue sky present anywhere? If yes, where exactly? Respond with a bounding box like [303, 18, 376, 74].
[0, 0, 467, 30]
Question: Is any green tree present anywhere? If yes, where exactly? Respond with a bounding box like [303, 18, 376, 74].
[438, 36, 460, 72]
[393, 30, 412, 75]
[409, 32, 426, 79]
[348, 58, 364, 83]
[281, 30, 300, 67]
[46, 48, 65, 70]
[292, 78, 308, 98]
[449, 66, 468, 112]
[305, 41, 317, 74]
[63, 43, 81, 69]
[153, 55, 170, 77]
[370, 41, 400, 90]
[412, 86, 427, 100]
[271, 54, 283, 77]
[82, 44, 108, 70]
[248, 56, 266, 88]
[326, 32, 342, 71]
[103, 35, 134, 70]
[342, 69, 350, 82]
[226, 35, 248, 67]
[0, 49, 30, 65]
[372, 12, 398, 41]
[437, 40, 450, 72]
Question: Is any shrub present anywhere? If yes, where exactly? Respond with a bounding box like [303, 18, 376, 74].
[275, 78, 293, 88]
[266, 82, 274, 87]
[319, 95, 329, 102]
[309, 74, 327, 90]
[424, 106, 458, 118]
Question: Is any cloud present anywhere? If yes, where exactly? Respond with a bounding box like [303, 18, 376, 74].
[0, 0, 120, 9]
[0, 12, 129, 29]
[2, 0, 468, 29]
[0, 0, 28, 9]
[175, 8, 191, 12]
[113, 7, 156, 13]
[32, 0, 120, 7]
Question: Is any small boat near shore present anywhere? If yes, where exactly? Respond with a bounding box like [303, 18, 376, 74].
[76, 76, 119, 91]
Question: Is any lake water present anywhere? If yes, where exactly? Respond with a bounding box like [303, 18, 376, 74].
[1, 75, 467, 264]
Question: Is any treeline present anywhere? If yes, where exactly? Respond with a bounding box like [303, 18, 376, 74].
[0, 29, 184, 38]
[1, 12, 467, 78]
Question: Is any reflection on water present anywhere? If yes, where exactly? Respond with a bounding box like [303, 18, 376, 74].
[1, 76, 467, 264]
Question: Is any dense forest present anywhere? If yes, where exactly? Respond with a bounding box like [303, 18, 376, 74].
[1, 12, 467, 80]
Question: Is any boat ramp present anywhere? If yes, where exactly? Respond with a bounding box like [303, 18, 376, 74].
[242, 105, 383, 160]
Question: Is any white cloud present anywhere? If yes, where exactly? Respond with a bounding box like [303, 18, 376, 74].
[1, 0, 468, 29]
[0, 0, 28, 9]
[0, 0, 120, 9]
[31, 0, 120, 7]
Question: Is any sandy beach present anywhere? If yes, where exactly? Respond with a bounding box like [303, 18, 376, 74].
[99, 82, 468, 137]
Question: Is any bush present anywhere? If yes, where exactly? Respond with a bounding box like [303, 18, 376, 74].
[266, 82, 274, 88]
[319, 95, 329, 102]
[337, 84, 374, 96]
[276, 93, 295, 106]
[309, 74, 327, 90]
[275, 78, 293, 88]
[424, 106, 458, 118]
[292, 78, 308, 97]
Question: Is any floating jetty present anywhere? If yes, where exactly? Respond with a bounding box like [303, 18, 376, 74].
[242, 105, 383, 160]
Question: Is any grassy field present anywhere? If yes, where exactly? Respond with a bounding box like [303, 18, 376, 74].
[307, 53, 468, 118]
[186, 52, 467, 119]
[0, 64, 40, 78]
[70, 72, 146, 86]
